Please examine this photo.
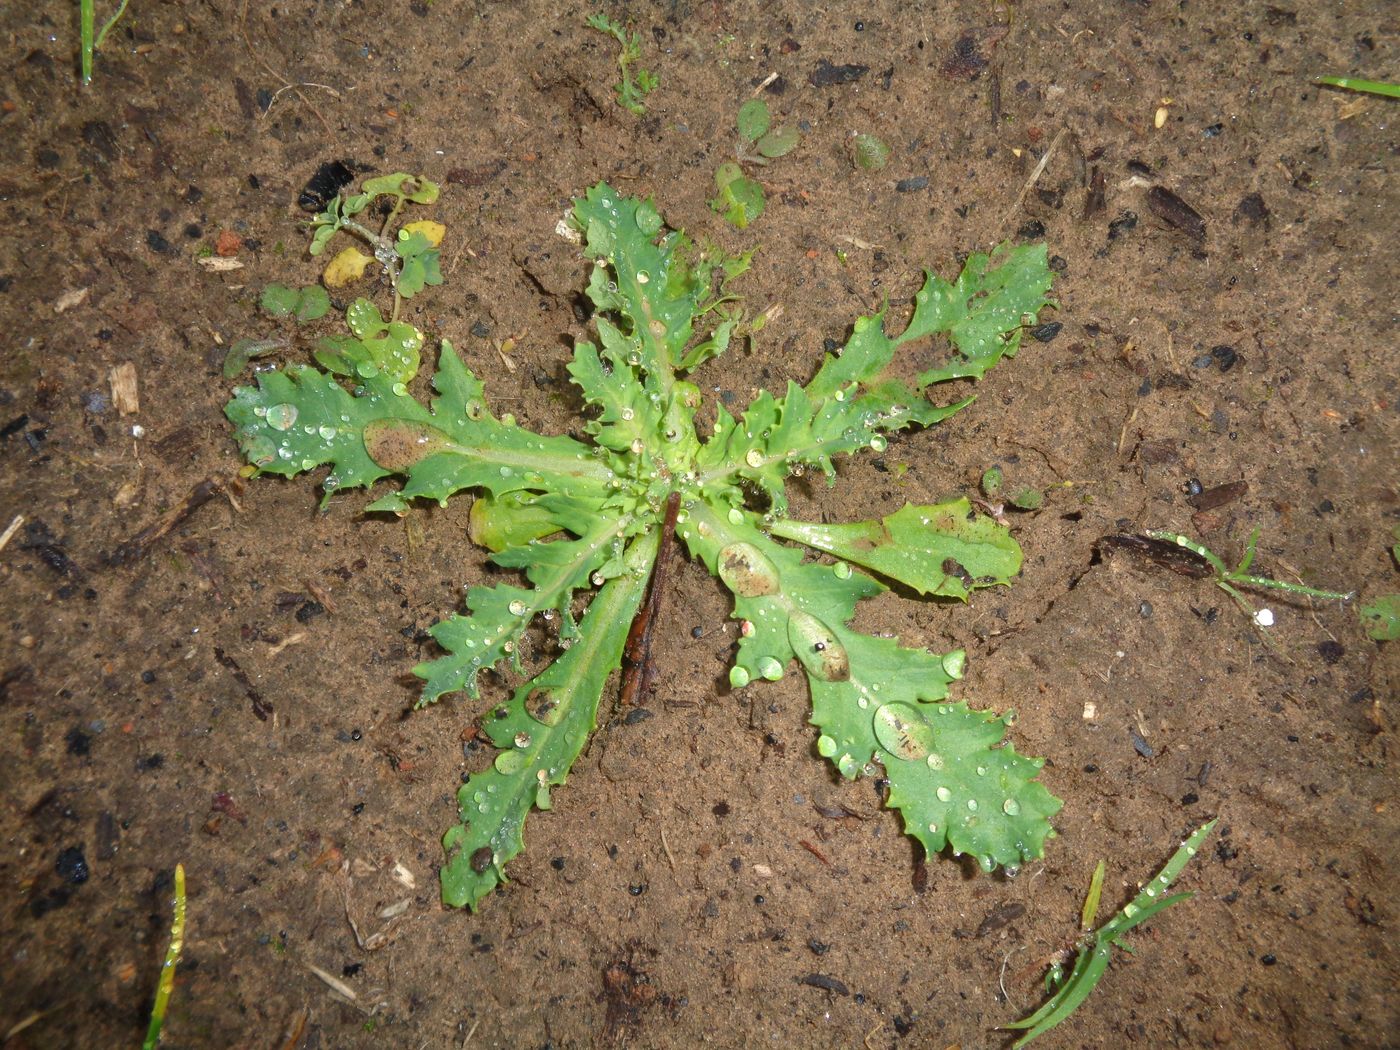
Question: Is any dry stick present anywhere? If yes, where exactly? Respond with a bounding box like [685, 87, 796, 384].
[238, 0, 337, 137]
[0, 514, 24, 554]
[995, 127, 1068, 240]
[108, 477, 233, 566]
[618, 491, 682, 707]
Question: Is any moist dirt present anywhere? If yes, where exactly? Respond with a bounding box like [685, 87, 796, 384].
[1, 2, 1396, 1048]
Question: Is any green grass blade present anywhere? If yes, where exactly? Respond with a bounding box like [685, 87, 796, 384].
[1314, 76, 1400, 98]
[1006, 821, 1215, 1045]
[142, 863, 186, 1050]
[1080, 858, 1106, 930]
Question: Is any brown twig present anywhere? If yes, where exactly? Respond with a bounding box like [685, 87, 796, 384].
[108, 477, 238, 566]
[618, 491, 681, 706]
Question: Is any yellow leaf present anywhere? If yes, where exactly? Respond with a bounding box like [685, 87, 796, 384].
[403, 220, 446, 247]
[323, 247, 373, 287]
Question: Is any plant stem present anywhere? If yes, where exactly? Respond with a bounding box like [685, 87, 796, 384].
[80, 0, 95, 83]
[142, 862, 186, 1050]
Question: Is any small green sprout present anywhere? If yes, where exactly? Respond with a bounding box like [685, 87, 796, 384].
[1313, 76, 1400, 99]
[142, 862, 186, 1050]
[259, 283, 330, 323]
[306, 171, 442, 321]
[1005, 821, 1216, 1048]
[585, 13, 658, 114]
[851, 133, 891, 171]
[79, 0, 131, 84]
[710, 98, 803, 228]
[710, 162, 765, 228]
[1145, 528, 1353, 625]
[1360, 595, 1400, 641]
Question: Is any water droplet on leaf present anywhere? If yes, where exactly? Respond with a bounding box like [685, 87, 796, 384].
[363, 419, 457, 470]
[942, 650, 966, 680]
[788, 610, 849, 682]
[266, 403, 298, 431]
[494, 750, 525, 774]
[718, 542, 781, 597]
[872, 702, 935, 761]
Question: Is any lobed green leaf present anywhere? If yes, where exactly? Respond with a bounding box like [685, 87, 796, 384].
[770, 498, 1021, 598]
[441, 532, 657, 909]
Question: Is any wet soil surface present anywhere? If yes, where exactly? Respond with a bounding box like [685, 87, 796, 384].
[1, 2, 1397, 1047]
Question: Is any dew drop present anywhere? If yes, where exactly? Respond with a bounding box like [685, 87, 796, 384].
[717, 542, 781, 597]
[494, 750, 525, 775]
[788, 610, 849, 682]
[978, 855, 995, 873]
[976, 765, 987, 777]
[363, 419, 457, 470]
[757, 656, 783, 681]
[318, 424, 337, 442]
[508, 599, 527, 616]
[872, 702, 935, 761]
[816, 735, 837, 758]
[966, 798, 979, 811]
[729, 665, 751, 689]
[513, 731, 531, 749]
[936, 786, 952, 803]
[942, 649, 967, 680]
[836, 753, 858, 778]
[926, 752, 944, 771]
[1002, 798, 1021, 816]
[392, 382, 409, 397]
[744, 448, 765, 469]
[869, 434, 887, 453]
[636, 270, 650, 284]
[265, 403, 298, 431]
[832, 561, 852, 580]
[726, 507, 745, 526]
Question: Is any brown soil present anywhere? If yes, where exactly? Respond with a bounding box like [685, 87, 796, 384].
[2, 2, 1396, 1048]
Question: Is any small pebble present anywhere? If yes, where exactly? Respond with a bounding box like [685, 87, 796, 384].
[895, 176, 929, 193]
[1210, 344, 1238, 372]
[56, 846, 90, 885]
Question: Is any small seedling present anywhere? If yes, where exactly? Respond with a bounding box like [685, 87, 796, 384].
[307, 171, 443, 321]
[227, 181, 1062, 910]
[1361, 528, 1399, 640]
[1005, 820, 1216, 1047]
[1144, 528, 1352, 625]
[1313, 76, 1400, 99]
[142, 862, 186, 1050]
[78, 0, 130, 84]
[851, 133, 891, 172]
[259, 283, 330, 322]
[585, 13, 658, 115]
[977, 464, 1044, 515]
[1361, 595, 1400, 641]
[710, 99, 802, 228]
